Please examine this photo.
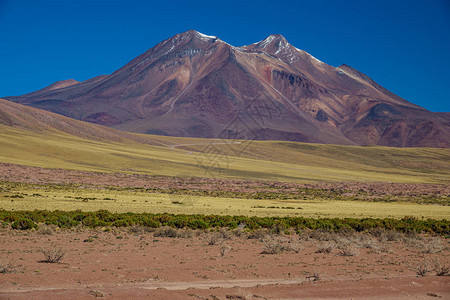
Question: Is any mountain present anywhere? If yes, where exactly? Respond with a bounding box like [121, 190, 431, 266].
[5, 30, 450, 147]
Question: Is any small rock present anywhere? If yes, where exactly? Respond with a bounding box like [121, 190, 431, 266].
[89, 290, 104, 297]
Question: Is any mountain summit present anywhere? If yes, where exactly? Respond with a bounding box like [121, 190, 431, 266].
[6, 30, 450, 147]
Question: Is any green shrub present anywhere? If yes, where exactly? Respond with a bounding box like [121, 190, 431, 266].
[112, 218, 132, 227]
[82, 216, 108, 228]
[57, 216, 79, 228]
[11, 218, 38, 230]
[139, 217, 161, 228]
[0, 210, 448, 235]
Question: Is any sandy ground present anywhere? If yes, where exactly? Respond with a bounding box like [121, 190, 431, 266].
[0, 228, 448, 299]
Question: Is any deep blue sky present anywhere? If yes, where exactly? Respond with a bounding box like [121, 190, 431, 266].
[0, 0, 449, 111]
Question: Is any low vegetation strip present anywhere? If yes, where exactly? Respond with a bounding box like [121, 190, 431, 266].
[1, 210, 448, 235]
[1, 170, 449, 205]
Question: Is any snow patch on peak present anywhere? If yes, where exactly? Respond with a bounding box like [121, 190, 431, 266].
[258, 35, 276, 49]
[275, 39, 290, 54]
[193, 31, 217, 40]
[256, 34, 290, 52]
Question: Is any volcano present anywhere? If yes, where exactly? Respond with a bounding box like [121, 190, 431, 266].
[6, 30, 450, 147]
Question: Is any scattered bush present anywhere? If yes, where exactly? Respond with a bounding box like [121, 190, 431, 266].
[220, 246, 231, 257]
[0, 259, 13, 273]
[38, 225, 54, 235]
[384, 230, 403, 242]
[261, 237, 302, 254]
[128, 225, 153, 234]
[287, 242, 303, 253]
[316, 242, 334, 254]
[416, 261, 430, 276]
[358, 236, 377, 249]
[208, 233, 222, 245]
[218, 228, 232, 240]
[248, 229, 269, 241]
[338, 244, 359, 256]
[378, 243, 391, 253]
[262, 238, 285, 254]
[41, 248, 65, 263]
[421, 238, 444, 254]
[433, 260, 450, 276]
[231, 228, 245, 237]
[153, 227, 179, 238]
[11, 218, 38, 230]
[308, 230, 332, 241]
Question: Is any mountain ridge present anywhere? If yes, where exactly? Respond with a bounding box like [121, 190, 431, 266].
[5, 30, 450, 147]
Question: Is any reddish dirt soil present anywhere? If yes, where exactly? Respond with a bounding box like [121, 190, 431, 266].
[0, 162, 448, 198]
[0, 228, 448, 299]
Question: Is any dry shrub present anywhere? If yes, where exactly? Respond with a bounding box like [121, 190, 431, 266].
[368, 227, 385, 239]
[433, 259, 450, 276]
[154, 227, 178, 238]
[403, 231, 421, 241]
[214, 228, 232, 240]
[0, 259, 13, 273]
[378, 243, 391, 253]
[338, 244, 359, 256]
[41, 248, 65, 263]
[358, 235, 377, 249]
[288, 242, 303, 254]
[261, 237, 302, 254]
[128, 225, 148, 234]
[153, 227, 193, 238]
[262, 238, 284, 254]
[370, 228, 404, 242]
[208, 233, 222, 245]
[248, 229, 269, 241]
[298, 231, 310, 241]
[333, 235, 352, 245]
[316, 242, 335, 254]
[308, 230, 332, 241]
[421, 238, 444, 254]
[38, 225, 54, 235]
[220, 246, 231, 257]
[384, 231, 403, 242]
[231, 228, 246, 237]
[416, 260, 430, 276]
[176, 229, 193, 238]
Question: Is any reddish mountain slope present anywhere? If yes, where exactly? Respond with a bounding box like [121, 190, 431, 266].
[0, 98, 169, 147]
[6, 30, 450, 147]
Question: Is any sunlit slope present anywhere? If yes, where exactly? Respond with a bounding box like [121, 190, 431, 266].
[1, 98, 449, 183]
[0, 122, 448, 183]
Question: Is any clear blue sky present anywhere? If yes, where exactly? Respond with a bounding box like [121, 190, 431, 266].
[0, 0, 449, 111]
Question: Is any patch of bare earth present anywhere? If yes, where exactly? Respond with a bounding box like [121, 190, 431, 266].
[0, 228, 448, 299]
